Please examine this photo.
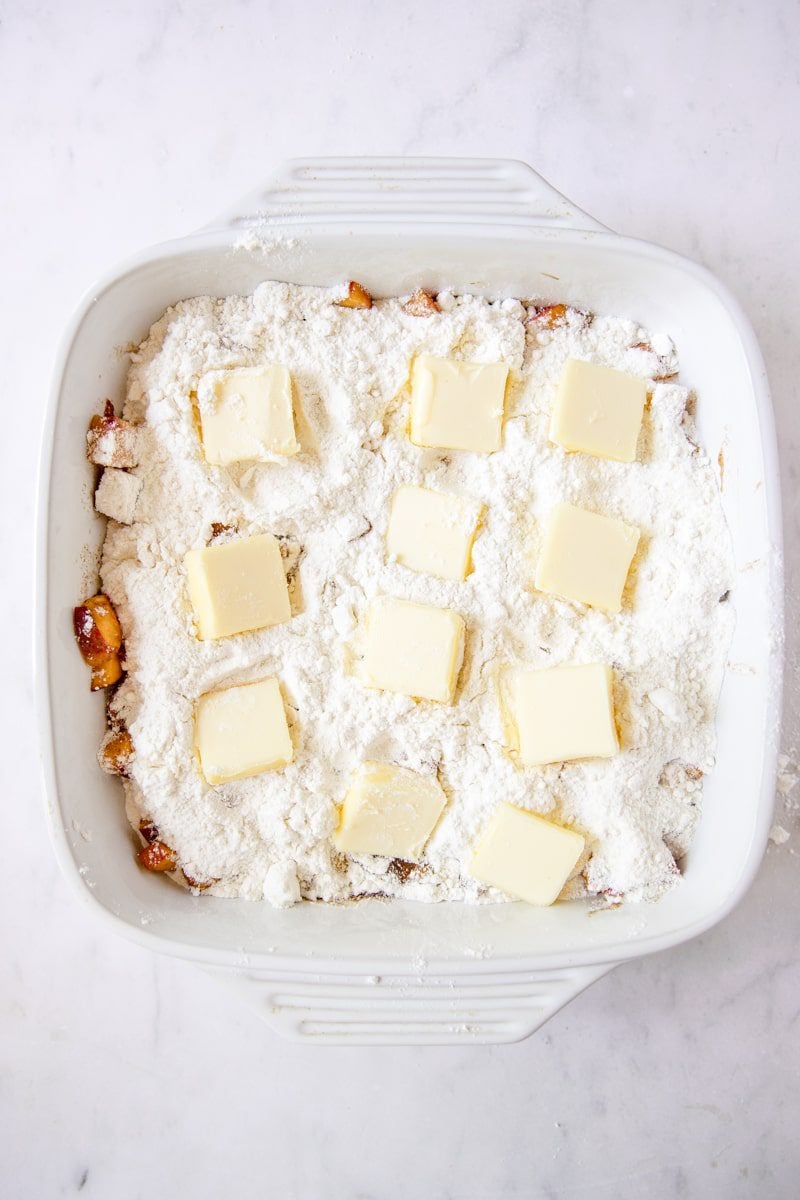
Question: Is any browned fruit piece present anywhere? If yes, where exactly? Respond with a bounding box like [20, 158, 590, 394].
[90, 653, 122, 691]
[73, 594, 123, 664]
[100, 728, 134, 776]
[336, 280, 373, 309]
[388, 858, 417, 883]
[404, 289, 440, 317]
[74, 605, 110, 666]
[209, 522, 235, 543]
[75, 593, 125, 691]
[88, 399, 116, 432]
[685, 765, 704, 781]
[183, 871, 215, 891]
[530, 303, 568, 328]
[86, 593, 123, 650]
[138, 840, 178, 872]
[86, 400, 140, 467]
[139, 819, 159, 843]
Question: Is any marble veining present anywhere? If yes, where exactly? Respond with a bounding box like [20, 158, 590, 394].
[3, 1, 799, 1197]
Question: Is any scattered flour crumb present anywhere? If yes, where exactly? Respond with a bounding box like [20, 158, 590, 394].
[777, 751, 799, 802]
[95, 468, 142, 524]
[263, 861, 301, 907]
[234, 230, 300, 256]
[769, 824, 790, 846]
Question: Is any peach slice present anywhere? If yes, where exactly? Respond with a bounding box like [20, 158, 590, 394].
[139, 819, 159, 843]
[90, 655, 122, 691]
[137, 840, 178, 872]
[335, 280, 373, 309]
[209, 522, 237, 543]
[86, 400, 140, 468]
[529, 303, 568, 328]
[183, 871, 215, 891]
[74, 593, 124, 690]
[404, 289, 440, 317]
[73, 594, 123, 664]
[99, 728, 134, 776]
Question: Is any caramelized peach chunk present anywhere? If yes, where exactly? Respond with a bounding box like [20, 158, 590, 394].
[86, 400, 140, 468]
[335, 280, 373, 309]
[73, 594, 123, 663]
[183, 871, 215, 891]
[90, 655, 122, 691]
[138, 840, 178, 872]
[404, 289, 440, 317]
[74, 593, 124, 690]
[99, 728, 134, 776]
[139, 819, 159, 843]
[388, 858, 418, 882]
[530, 303, 568, 328]
[209, 522, 236, 543]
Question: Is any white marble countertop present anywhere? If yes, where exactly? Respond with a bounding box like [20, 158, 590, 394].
[4, 1, 799, 1196]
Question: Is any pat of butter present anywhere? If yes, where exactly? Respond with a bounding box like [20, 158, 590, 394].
[362, 597, 465, 704]
[198, 365, 299, 464]
[470, 802, 585, 905]
[535, 502, 640, 613]
[185, 533, 291, 640]
[386, 485, 480, 582]
[506, 662, 618, 766]
[549, 358, 646, 462]
[409, 354, 508, 452]
[333, 762, 447, 860]
[195, 677, 292, 784]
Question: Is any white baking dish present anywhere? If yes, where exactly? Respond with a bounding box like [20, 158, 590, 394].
[36, 158, 783, 1044]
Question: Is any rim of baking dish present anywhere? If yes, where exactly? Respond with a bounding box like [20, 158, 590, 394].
[35, 212, 783, 975]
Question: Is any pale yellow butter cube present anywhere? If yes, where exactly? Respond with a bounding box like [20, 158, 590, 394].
[334, 762, 447, 860]
[549, 358, 646, 462]
[471, 802, 585, 905]
[362, 597, 465, 704]
[386, 485, 480, 581]
[185, 533, 291, 640]
[198, 365, 299, 464]
[195, 677, 293, 784]
[507, 663, 618, 766]
[409, 354, 508, 452]
[535, 502, 640, 613]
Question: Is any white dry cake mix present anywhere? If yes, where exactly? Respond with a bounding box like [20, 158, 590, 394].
[100, 283, 735, 907]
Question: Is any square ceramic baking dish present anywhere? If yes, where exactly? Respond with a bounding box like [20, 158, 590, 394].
[36, 158, 783, 1044]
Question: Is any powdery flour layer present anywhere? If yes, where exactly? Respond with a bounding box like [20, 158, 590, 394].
[100, 284, 735, 906]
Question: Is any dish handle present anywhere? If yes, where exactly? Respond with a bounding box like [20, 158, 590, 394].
[206, 157, 607, 233]
[200, 961, 615, 1045]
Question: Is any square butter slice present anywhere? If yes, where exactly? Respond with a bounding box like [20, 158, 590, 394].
[386, 485, 480, 582]
[334, 762, 447, 860]
[535, 502, 640, 613]
[185, 532, 291, 640]
[471, 802, 585, 906]
[198, 365, 299, 464]
[549, 358, 646, 462]
[362, 597, 465, 704]
[506, 662, 618, 766]
[410, 354, 508, 452]
[195, 677, 293, 785]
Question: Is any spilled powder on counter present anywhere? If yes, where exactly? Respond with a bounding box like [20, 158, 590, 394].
[100, 284, 735, 905]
